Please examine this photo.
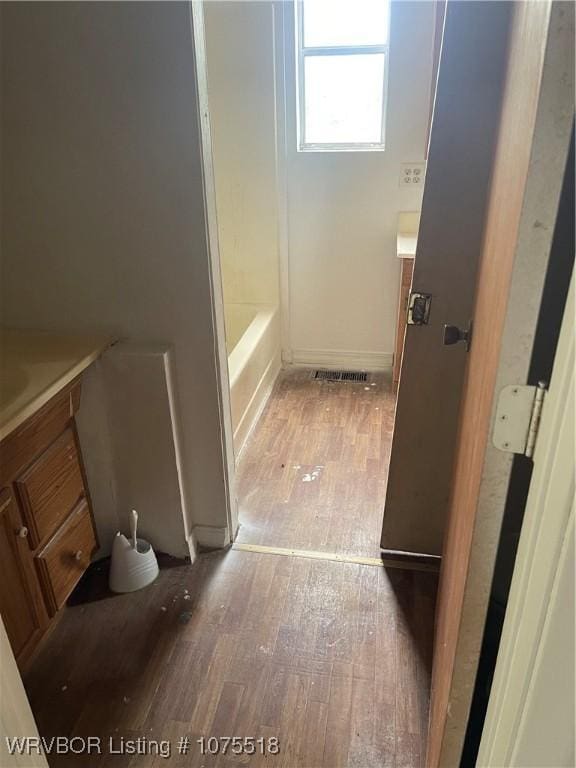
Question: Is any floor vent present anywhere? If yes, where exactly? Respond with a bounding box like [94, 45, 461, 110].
[313, 370, 369, 382]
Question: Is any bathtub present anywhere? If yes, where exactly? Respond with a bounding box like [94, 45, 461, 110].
[224, 303, 281, 458]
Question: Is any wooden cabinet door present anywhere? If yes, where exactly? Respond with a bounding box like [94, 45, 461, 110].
[0, 489, 46, 663]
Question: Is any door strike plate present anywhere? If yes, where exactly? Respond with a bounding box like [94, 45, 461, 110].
[407, 292, 432, 325]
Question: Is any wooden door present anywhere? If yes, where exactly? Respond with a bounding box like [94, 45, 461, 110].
[427, 2, 574, 765]
[381, 1, 513, 555]
[0, 489, 45, 663]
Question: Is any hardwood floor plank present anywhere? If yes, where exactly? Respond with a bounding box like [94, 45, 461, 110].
[278, 673, 309, 768]
[189, 633, 238, 734]
[322, 665, 353, 768]
[300, 699, 328, 768]
[210, 682, 246, 736]
[260, 665, 289, 729]
[348, 675, 381, 768]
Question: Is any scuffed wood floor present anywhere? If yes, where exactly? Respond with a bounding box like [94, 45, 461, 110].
[235, 369, 396, 559]
[24, 369, 437, 767]
[24, 551, 436, 767]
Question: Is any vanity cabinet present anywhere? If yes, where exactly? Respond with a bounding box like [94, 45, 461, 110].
[0, 378, 97, 667]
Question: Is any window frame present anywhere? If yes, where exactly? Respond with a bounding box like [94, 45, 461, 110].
[295, 0, 390, 153]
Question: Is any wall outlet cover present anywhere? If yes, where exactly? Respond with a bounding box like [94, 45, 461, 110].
[399, 162, 427, 188]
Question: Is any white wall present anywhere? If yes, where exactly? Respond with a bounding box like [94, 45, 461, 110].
[0, 2, 230, 555]
[283, 1, 435, 367]
[204, 1, 280, 310]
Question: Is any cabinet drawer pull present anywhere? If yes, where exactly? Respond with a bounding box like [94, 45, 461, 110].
[74, 550, 83, 561]
[18, 526, 29, 539]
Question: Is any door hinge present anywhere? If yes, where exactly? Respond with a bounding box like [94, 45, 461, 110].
[492, 382, 547, 458]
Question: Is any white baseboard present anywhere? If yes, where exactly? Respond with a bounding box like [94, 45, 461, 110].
[290, 348, 393, 372]
[193, 524, 230, 550]
[186, 532, 199, 563]
[234, 352, 281, 461]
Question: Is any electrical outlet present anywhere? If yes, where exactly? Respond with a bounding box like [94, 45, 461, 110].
[399, 162, 426, 188]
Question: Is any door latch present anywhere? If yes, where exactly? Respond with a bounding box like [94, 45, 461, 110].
[443, 322, 472, 351]
[407, 292, 432, 325]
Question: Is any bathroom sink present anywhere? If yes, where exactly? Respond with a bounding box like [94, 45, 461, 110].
[0, 328, 113, 442]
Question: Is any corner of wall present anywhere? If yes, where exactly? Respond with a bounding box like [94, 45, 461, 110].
[192, 524, 231, 551]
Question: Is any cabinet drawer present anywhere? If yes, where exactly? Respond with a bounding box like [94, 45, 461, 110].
[0, 379, 81, 488]
[35, 500, 96, 616]
[16, 429, 85, 548]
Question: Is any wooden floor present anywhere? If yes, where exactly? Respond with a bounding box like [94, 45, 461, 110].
[24, 369, 437, 767]
[25, 551, 436, 768]
[236, 369, 396, 560]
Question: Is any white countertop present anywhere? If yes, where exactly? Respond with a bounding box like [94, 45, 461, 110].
[0, 329, 113, 442]
[397, 232, 418, 259]
[397, 211, 420, 260]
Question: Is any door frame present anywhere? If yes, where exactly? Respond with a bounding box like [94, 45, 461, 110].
[189, 1, 238, 544]
[273, 1, 293, 366]
[477, 271, 574, 767]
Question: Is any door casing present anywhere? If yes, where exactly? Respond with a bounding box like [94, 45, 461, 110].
[477, 272, 574, 767]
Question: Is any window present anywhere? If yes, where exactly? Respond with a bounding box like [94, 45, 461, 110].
[295, 0, 390, 151]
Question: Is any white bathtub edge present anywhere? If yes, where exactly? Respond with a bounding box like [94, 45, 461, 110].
[227, 307, 276, 389]
[234, 350, 281, 463]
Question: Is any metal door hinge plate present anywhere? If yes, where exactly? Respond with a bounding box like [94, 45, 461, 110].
[493, 382, 547, 458]
[407, 292, 432, 325]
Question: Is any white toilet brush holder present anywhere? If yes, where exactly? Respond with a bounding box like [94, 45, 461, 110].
[109, 510, 159, 593]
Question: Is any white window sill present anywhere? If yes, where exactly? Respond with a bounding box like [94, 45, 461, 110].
[297, 144, 386, 154]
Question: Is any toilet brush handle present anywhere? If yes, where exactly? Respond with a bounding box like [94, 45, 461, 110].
[130, 509, 138, 550]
